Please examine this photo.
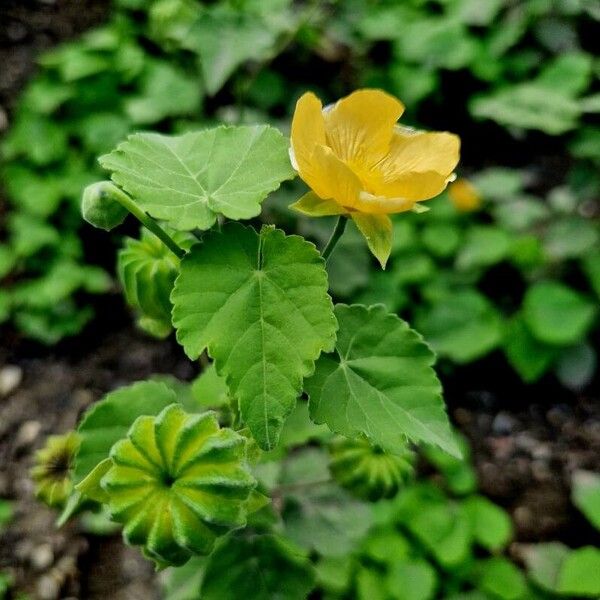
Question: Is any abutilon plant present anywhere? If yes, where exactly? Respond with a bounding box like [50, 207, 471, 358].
[40, 90, 462, 582]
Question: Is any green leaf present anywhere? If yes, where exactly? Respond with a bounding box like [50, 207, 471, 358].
[555, 343, 596, 390]
[406, 499, 473, 568]
[200, 534, 315, 600]
[523, 542, 569, 593]
[582, 250, 600, 299]
[283, 483, 373, 557]
[462, 496, 513, 552]
[416, 291, 502, 364]
[102, 404, 255, 566]
[125, 61, 202, 124]
[523, 282, 597, 346]
[186, 6, 282, 96]
[357, 567, 388, 600]
[74, 381, 177, 483]
[477, 558, 527, 600]
[172, 223, 336, 449]
[572, 470, 600, 531]
[470, 84, 581, 134]
[306, 304, 459, 457]
[456, 225, 511, 270]
[537, 52, 593, 96]
[190, 364, 231, 411]
[471, 168, 525, 201]
[544, 218, 599, 260]
[161, 557, 206, 600]
[100, 125, 295, 231]
[422, 223, 461, 258]
[422, 433, 477, 495]
[503, 316, 558, 382]
[279, 448, 372, 557]
[387, 558, 438, 600]
[315, 555, 353, 595]
[557, 547, 600, 596]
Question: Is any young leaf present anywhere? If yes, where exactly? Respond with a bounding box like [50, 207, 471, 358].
[306, 304, 459, 457]
[171, 223, 337, 449]
[200, 534, 315, 600]
[99, 125, 295, 231]
[74, 380, 177, 483]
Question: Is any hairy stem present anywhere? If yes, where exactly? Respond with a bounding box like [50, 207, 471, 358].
[110, 186, 186, 259]
[322, 215, 348, 262]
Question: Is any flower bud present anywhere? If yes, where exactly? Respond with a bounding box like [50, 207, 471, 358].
[81, 181, 129, 231]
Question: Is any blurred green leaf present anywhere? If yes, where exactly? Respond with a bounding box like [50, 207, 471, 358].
[477, 557, 527, 600]
[463, 496, 513, 552]
[503, 316, 558, 382]
[555, 343, 596, 390]
[523, 282, 597, 346]
[456, 225, 511, 270]
[572, 470, 600, 531]
[200, 534, 315, 600]
[417, 291, 503, 364]
[387, 558, 438, 600]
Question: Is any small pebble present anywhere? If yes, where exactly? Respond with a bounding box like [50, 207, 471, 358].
[16, 420, 42, 449]
[31, 543, 54, 571]
[0, 365, 23, 396]
[37, 574, 60, 600]
[492, 412, 518, 435]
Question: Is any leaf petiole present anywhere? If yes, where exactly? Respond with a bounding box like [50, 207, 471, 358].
[322, 215, 348, 262]
[108, 185, 186, 259]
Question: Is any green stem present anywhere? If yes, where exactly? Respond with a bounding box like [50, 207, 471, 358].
[110, 186, 186, 259]
[322, 216, 347, 262]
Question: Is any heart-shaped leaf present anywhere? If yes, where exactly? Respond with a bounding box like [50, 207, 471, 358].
[306, 304, 459, 457]
[171, 223, 337, 450]
[99, 125, 295, 230]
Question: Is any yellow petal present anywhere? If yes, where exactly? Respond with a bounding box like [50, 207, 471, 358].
[323, 89, 404, 171]
[290, 92, 326, 180]
[352, 191, 415, 215]
[307, 144, 363, 210]
[289, 192, 349, 217]
[351, 212, 392, 269]
[374, 129, 460, 201]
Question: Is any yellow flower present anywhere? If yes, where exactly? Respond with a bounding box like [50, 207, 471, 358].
[448, 178, 481, 212]
[289, 89, 460, 267]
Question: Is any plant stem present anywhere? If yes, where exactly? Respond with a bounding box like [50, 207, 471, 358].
[322, 215, 347, 261]
[110, 186, 186, 259]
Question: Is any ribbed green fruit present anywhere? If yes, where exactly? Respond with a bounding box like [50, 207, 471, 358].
[101, 404, 256, 567]
[117, 228, 191, 338]
[31, 431, 80, 508]
[329, 436, 415, 501]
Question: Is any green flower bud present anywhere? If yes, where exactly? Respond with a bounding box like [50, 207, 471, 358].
[329, 436, 414, 501]
[117, 228, 191, 338]
[101, 404, 256, 567]
[81, 181, 129, 231]
[31, 432, 80, 508]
